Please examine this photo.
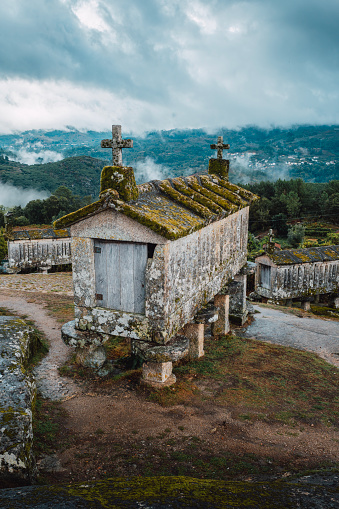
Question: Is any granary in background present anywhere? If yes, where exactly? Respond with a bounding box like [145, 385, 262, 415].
[5, 221, 71, 274]
[55, 126, 258, 385]
[255, 245, 339, 310]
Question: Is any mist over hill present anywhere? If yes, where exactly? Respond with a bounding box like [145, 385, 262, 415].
[0, 125, 338, 199]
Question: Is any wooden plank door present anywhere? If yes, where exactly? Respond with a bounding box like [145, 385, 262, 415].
[94, 240, 148, 314]
[260, 264, 271, 289]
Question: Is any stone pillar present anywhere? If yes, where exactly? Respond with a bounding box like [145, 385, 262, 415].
[228, 274, 248, 325]
[142, 361, 175, 385]
[183, 323, 204, 359]
[302, 300, 311, 311]
[333, 296, 339, 309]
[212, 294, 230, 336]
[314, 294, 320, 304]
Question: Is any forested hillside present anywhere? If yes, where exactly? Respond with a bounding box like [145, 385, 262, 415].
[0, 156, 104, 197]
[0, 125, 339, 197]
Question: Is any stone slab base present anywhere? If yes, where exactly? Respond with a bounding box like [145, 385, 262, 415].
[140, 374, 177, 388]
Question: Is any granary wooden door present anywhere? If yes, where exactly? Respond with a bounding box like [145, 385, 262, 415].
[260, 264, 271, 289]
[94, 240, 148, 314]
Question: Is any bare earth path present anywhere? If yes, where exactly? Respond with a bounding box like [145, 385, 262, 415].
[0, 274, 338, 485]
[242, 304, 339, 367]
[0, 290, 78, 401]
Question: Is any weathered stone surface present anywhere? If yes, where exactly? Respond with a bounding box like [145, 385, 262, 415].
[131, 336, 189, 362]
[75, 345, 106, 370]
[183, 324, 204, 359]
[0, 474, 338, 508]
[7, 231, 71, 273]
[255, 246, 339, 301]
[142, 361, 173, 383]
[0, 316, 38, 485]
[193, 301, 219, 324]
[225, 274, 248, 325]
[61, 320, 109, 348]
[212, 294, 230, 336]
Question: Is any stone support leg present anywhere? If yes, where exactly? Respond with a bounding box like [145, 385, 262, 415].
[333, 296, 339, 309]
[183, 323, 205, 359]
[212, 294, 230, 336]
[228, 274, 248, 325]
[75, 345, 106, 370]
[142, 361, 175, 384]
[302, 300, 311, 311]
[314, 294, 320, 304]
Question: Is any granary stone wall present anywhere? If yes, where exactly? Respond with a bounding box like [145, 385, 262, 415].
[256, 254, 339, 300]
[8, 238, 71, 272]
[71, 207, 249, 344]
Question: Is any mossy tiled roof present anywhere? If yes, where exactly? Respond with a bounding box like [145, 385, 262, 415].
[12, 228, 70, 241]
[266, 245, 339, 265]
[54, 174, 258, 240]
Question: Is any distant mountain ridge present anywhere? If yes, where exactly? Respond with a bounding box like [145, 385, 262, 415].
[0, 125, 338, 197]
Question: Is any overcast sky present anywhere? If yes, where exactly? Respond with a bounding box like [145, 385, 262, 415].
[1, 0, 339, 135]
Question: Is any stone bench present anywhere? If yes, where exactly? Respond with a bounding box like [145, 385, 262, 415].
[0, 316, 39, 486]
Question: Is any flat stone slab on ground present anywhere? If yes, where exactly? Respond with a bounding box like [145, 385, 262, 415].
[0, 316, 38, 485]
[242, 305, 339, 367]
[0, 474, 337, 508]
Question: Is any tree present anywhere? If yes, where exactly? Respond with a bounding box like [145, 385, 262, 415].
[285, 191, 301, 218]
[287, 224, 305, 248]
[0, 233, 7, 260]
[271, 213, 288, 236]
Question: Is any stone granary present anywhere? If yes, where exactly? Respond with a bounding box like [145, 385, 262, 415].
[255, 245, 339, 309]
[5, 226, 71, 274]
[55, 125, 258, 385]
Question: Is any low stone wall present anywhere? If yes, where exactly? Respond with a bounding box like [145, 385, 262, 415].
[0, 316, 39, 486]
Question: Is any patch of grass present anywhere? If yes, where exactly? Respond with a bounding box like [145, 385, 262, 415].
[33, 397, 68, 456]
[144, 334, 339, 427]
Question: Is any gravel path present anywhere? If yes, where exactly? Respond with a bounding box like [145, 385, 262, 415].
[242, 305, 339, 367]
[0, 273, 73, 294]
[0, 292, 79, 401]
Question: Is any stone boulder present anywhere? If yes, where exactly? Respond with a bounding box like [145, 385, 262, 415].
[0, 316, 39, 486]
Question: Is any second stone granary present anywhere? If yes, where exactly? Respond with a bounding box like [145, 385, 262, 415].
[55, 129, 258, 383]
[255, 245, 339, 306]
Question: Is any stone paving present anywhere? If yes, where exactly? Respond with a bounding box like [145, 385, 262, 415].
[0, 273, 73, 295]
[242, 304, 339, 367]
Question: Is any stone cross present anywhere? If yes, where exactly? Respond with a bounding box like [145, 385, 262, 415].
[101, 125, 133, 166]
[210, 136, 230, 160]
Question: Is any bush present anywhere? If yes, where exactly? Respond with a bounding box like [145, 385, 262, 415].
[287, 224, 305, 248]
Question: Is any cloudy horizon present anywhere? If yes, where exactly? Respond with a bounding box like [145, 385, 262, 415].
[1, 0, 339, 135]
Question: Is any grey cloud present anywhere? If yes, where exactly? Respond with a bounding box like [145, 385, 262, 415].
[0, 0, 339, 131]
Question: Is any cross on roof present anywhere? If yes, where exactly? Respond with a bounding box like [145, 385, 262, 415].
[210, 136, 230, 160]
[101, 125, 133, 166]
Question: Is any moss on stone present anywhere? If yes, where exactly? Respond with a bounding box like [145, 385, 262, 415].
[53, 200, 104, 229]
[214, 176, 259, 202]
[172, 178, 224, 215]
[115, 199, 203, 240]
[208, 158, 229, 178]
[185, 176, 237, 212]
[100, 166, 139, 202]
[158, 180, 214, 219]
[200, 176, 248, 207]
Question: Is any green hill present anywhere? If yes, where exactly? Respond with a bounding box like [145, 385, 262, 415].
[0, 155, 105, 197]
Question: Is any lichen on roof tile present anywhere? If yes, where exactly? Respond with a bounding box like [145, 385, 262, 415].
[53, 169, 258, 240]
[268, 245, 339, 265]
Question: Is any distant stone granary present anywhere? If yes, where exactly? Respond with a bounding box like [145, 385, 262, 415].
[56, 125, 258, 385]
[6, 226, 71, 273]
[255, 245, 339, 309]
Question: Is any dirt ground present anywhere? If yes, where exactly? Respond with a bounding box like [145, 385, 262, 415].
[0, 273, 338, 485]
